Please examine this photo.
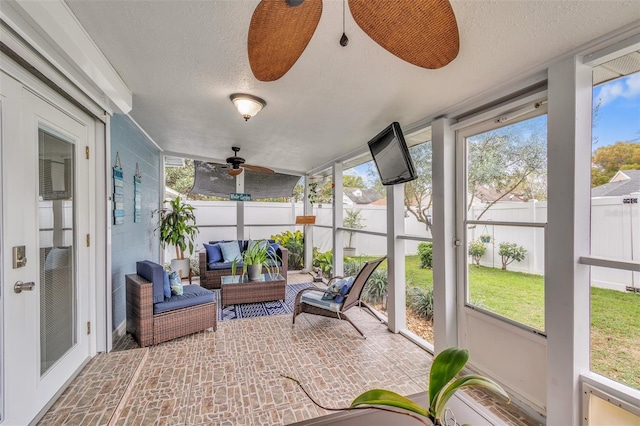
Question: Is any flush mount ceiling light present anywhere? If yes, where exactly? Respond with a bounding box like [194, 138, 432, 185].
[230, 93, 266, 121]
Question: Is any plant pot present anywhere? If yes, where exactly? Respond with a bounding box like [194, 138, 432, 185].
[247, 264, 261, 281]
[170, 258, 190, 279]
[344, 247, 356, 257]
[480, 236, 491, 243]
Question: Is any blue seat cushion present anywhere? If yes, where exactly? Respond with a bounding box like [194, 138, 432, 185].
[204, 243, 223, 263]
[207, 261, 244, 270]
[136, 260, 165, 304]
[153, 285, 216, 314]
[301, 289, 342, 313]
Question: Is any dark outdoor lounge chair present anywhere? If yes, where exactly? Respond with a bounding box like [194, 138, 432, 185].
[292, 256, 386, 338]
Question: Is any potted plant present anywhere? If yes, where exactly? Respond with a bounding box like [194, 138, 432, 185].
[242, 240, 281, 281]
[479, 234, 491, 243]
[343, 208, 365, 257]
[284, 346, 509, 425]
[153, 196, 199, 278]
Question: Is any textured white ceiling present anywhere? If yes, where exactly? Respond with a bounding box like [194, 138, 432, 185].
[65, 0, 639, 175]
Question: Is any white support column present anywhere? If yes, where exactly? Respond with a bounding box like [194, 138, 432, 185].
[333, 163, 344, 277]
[236, 173, 245, 240]
[431, 117, 458, 353]
[546, 56, 592, 424]
[386, 183, 406, 333]
[304, 175, 313, 273]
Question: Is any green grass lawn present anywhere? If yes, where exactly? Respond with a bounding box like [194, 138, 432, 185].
[400, 255, 640, 390]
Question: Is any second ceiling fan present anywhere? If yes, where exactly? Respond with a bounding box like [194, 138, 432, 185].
[223, 146, 274, 176]
[248, 0, 460, 82]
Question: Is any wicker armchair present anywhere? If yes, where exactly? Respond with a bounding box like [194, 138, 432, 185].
[198, 241, 288, 289]
[126, 273, 217, 347]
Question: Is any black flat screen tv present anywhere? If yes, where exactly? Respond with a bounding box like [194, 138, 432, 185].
[367, 122, 417, 186]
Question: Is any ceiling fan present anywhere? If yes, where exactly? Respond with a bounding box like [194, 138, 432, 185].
[222, 146, 275, 176]
[248, 0, 459, 82]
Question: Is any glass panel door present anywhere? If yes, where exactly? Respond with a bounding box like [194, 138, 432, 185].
[39, 128, 76, 375]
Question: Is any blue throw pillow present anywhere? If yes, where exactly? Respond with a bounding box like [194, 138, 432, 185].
[322, 278, 345, 301]
[334, 276, 355, 304]
[204, 243, 223, 263]
[163, 270, 171, 299]
[169, 271, 183, 296]
[220, 241, 242, 262]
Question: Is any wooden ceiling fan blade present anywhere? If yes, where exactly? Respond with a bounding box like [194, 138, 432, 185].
[348, 0, 459, 69]
[228, 168, 244, 176]
[244, 164, 275, 174]
[248, 0, 323, 81]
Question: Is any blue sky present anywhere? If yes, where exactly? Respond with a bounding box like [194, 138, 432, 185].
[592, 73, 640, 148]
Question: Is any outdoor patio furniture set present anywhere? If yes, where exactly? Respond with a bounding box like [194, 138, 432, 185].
[125, 253, 385, 347]
[198, 239, 288, 289]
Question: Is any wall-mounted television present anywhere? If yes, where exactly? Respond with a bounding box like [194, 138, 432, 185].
[367, 122, 417, 186]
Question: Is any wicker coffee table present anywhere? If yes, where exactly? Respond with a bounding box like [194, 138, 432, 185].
[220, 273, 286, 306]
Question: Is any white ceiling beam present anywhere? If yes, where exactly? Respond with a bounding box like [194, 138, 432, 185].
[7, 0, 132, 113]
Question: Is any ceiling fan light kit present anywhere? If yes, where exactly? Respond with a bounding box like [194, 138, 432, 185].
[230, 93, 266, 121]
[221, 147, 275, 176]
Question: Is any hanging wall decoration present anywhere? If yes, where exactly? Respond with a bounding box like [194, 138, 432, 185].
[113, 152, 124, 225]
[134, 162, 142, 223]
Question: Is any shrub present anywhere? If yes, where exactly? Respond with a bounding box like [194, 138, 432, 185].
[468, 239, 487, 266]
[344, 259, 363, 277]
[362, 270, 387, 304]
[408, 287, 434, 321]
[312, 249, 333, 278]
[271, 230, 304, 270]
[498, 242, 526, 270]
[417, 242, 433, 269]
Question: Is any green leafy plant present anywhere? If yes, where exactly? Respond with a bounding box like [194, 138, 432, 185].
[479, 234, 491, 243]
[344, 259, 363, 277]
[362, 270, 387, 304]
[285, 347, 509, 425]
[417, 242, 433, 269]
[343, 208, 366, 248]
[153, 196, 199, 260]
[408, 287, 434, 321]
[308, 181, 320, 205]
[242, 240, 281, 273]
[312, 249, 334, 278]
[352, 347, 509, 424]
[498, 242, 526, 270]
[468, 240, 487, 266]
[271, 230, 304, 270]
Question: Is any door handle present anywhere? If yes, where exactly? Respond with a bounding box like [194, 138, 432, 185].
[14, 281, 35, 293]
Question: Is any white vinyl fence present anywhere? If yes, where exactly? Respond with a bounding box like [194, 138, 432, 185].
[176, 194, 639, 292]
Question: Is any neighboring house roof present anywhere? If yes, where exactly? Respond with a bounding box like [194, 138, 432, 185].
[343, 187, 383, 205]
[592, 170, 640, 197]
[474, 185, 525, 203]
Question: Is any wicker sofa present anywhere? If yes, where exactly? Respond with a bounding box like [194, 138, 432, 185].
[198, 240, 288, 290]
[126, 260, 217, 347]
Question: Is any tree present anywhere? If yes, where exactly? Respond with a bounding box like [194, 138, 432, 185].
[343, 175, 366, 188]
[467, 118, 547, 220]
[404, 142, 433, 230]
[591, 142, 640, 186]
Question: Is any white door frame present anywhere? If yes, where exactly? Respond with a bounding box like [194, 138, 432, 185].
[1, 55, 105, 424]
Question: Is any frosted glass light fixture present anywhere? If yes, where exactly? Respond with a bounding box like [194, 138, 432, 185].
[230, 93, 266, 121]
